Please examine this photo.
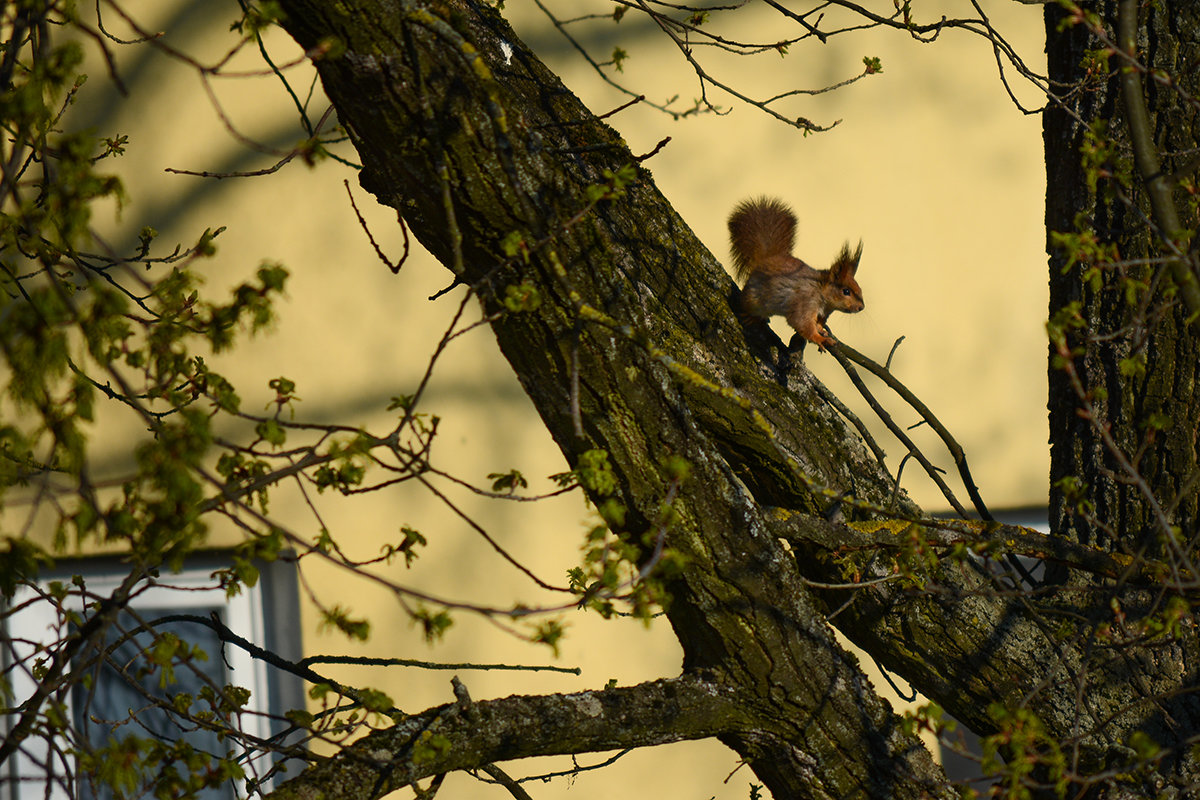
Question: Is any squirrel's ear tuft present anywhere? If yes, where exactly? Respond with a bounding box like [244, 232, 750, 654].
[832, 240, 863, 278]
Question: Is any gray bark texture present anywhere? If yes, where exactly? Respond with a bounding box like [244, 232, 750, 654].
[266, 2, 1200, 798]
[1046, 1, 1200, 554]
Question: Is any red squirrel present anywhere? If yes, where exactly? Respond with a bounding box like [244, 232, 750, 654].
[728, 197, 864, 351]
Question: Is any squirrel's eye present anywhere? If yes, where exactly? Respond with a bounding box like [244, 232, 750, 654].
[842, 288, 851, 296]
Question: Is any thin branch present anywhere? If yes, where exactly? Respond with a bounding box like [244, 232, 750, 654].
[826, 340, 971, 517]
[829, 340, 991, 520]
[301, 654, 580, 675]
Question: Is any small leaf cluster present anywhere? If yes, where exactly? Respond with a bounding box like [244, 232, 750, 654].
[585, 164, 638, 204]
[566, 449, 636, 617]
[502, 281, 542, 312]
[901, 700, 956, 738]
[487, 468, 528, 493]
[74, 734, 245, 800]
[382, 525, 427, 568]
[890, 523, 942, 590]
[312, 435, 372, 493]
[319, 605, 370, 641]
[231, 1, 286, 38]
[214, 526, 285, 597]
[564, 451, 682, 621]
[413, 605, 454, 642]
[531, 618, 566, 655]
[981, 705, 1068, 800]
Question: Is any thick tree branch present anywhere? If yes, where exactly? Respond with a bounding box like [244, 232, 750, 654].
[767, 510, 1166, 584]
[775, 505, 1200, 781]
[268, 677, 742, 800]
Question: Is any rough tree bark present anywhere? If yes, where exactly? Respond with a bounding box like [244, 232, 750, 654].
[267, 2, 1200, 798]
[1046, 1, 1200, 558]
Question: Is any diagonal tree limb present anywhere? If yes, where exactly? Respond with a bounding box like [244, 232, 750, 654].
[273, 0, 1200, 794]
[274, 3, 955, 797]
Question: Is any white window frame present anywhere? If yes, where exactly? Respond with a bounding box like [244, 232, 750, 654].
[4, 563, 277, 800]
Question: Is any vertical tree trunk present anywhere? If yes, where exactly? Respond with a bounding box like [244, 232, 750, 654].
[1045, 1, 1200, 557]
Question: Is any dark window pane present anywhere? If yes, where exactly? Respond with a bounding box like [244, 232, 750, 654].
[71, 609, 236, 800]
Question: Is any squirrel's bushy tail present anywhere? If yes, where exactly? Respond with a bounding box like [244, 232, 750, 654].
[727, 196, 797, 280]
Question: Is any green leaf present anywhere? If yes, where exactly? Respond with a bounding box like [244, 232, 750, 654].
[502, 282, 541, 312]
[320, 606, 370, 641]
[610, 46, 628, 72]
[357, 687, 394, 713]
[532, 619, 566, 655]
[488, 469, 528, 493]
[391, 526, 426, 567]
[412, 606, 453, 642]
[255, 418, 287, 447]
[575, 449, 618, 496]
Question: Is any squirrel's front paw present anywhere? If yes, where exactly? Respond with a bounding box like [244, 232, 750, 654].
[810, 333, 836, 352]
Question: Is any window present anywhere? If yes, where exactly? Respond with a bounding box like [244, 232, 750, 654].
[2, 556, 303, 800]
